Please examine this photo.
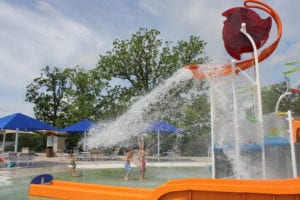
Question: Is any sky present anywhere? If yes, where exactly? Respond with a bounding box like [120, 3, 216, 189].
[0, 0, 299, 117]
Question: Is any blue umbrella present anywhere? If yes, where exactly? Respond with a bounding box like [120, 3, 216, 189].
[145, 120, 182, 133]
[0, 113, 57, 152]
[63, 119, 95, 151]
[145, 120, 182, 160]
[62, 119, 94, 133]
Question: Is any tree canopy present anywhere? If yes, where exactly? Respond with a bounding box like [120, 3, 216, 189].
[24, 28, 211, 154]
[25, 28, 210, 130]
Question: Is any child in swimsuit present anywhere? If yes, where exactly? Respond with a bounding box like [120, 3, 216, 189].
[138, 148, 146, 180]
[138, 137, 146, 180]
[124, 149, 133, 181]
[69, 153, 78, 177]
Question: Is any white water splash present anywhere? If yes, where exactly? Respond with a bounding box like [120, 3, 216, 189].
[211, 73, 262, 178]
[86, 68, 193, 149]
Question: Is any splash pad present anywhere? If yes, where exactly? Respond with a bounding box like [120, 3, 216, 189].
[28, 0, 300, 199]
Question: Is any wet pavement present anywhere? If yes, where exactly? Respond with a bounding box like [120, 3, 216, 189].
[0, 153, 211, 179]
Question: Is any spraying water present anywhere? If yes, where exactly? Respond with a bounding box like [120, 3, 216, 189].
[86, 68, 194, 149]
[210, 67, 292, 179]
[85, 60, 293, 179]
[208, 63, 271, 179]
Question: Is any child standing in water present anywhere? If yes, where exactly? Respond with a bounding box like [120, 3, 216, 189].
[138, 137, 146, 180]
[69, 153, 78, 177]
[124, 149, 133, 181]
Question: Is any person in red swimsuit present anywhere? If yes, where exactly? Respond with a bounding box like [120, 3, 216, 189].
[138, 138, 146, 180]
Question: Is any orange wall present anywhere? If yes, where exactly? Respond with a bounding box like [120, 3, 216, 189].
[293, 119, 300, 143]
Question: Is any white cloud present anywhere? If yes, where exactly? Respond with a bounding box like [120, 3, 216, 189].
[0, 1, 107, 116]
[139, 0, 239, 60]
[0, 0, 299, 117]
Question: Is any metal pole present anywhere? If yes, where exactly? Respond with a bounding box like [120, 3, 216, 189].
[231, 60, 241, 177]
[287, 110, 298, 178]
[275, 92, 291, 113]
[14, 128, 19, 152]
[157, 131, 160, 161]
[84, 131, 87, 151]
[240, 23, 266, 179]
[210, 80, 216, 178]
[2, 132, 6, 152]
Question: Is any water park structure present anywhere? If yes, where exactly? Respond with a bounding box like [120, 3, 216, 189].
[28, 0, 300, 199]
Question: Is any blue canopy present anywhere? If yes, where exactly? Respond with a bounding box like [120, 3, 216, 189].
[63, 119, 94, 133]
[145, 120, 182, 133]
[62, 119, 95, 151]
[0, 113, 57, 131]
[144, 120, 182, 161]
[0, 113, 57, 152]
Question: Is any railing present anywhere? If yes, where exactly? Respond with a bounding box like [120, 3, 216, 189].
[0, 152, 36, 167]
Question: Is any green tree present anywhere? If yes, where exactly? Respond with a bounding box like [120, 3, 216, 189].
[65, 67, 106, 122]
[25, 28, 211, 152]
[94, 28, 211, 154]
[262, 82, 300, 116]
[25, 65, 106, 128]
[95, 28, 209, 118]
[18, 132, 47, 152]
[177, 85, 211, 156]
[262, 61, 300, 116]
[25, 66, 73, 127]
[25, 65, 108, 151]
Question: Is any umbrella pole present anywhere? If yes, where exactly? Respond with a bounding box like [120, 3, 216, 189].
[84, 131, 87, 151]
[14, 128, 19, 152]
[2, 132, 6, 152]
[157, 131, 160, 161]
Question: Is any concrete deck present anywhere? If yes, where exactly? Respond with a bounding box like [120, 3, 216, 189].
[0, 153, 211, 179]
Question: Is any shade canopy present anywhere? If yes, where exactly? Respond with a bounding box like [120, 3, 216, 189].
[144, 120, 182, 161]
[62, 119, 94, 133]
[145, 120, 182, 133]
[0, 113, 57, 131]
[62, 119, 95, 151]
[0, 113, 57, 152]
